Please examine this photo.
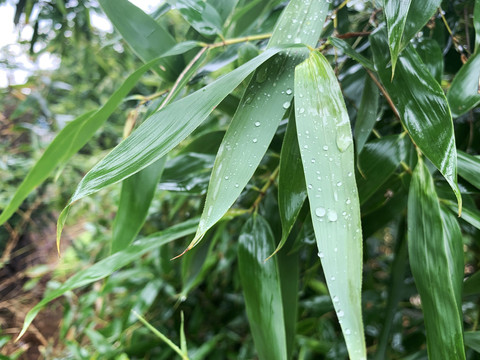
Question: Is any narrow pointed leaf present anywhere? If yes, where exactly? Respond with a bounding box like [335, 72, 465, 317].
[98, 0, 183, 82]
[384, 0, 412, 75]
[357, 135, 404, 204]
[19, 218, 199, 340]
[447, 50, 480, 117]
[416, 38, 444, 83]
[0, 47, 197, 226]
[238, 214, 287, 360]
[328, 37, 375, 71]
[192, 0, 329, 248]
[457, 150, 480, 189]
[57, 45, 297, 244]
[370, 29, 461, 212]
[172, 0, 223, 36]
[445, 200, 480, 231]
[402, 0, 442, 49]
[294, 51, 366, 360]
[276, 111, 306, 254]
[111, 157, 165, 253]
[464, 271, 480, 296]
[465, 332, 480, 353]
[407, 160, 465, 360]
[354, 76, 379, 153]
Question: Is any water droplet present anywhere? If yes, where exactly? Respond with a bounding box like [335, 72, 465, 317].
[346, 198, 351, 205]
[333, 295, 339, 303]
[337, 309, 344, 317]
[235, 183, 239, 188]
[253, 138, 258, 143]
[283, 101, 291, 109]
[255, 121, 261, 127]
[334, 247, 338, 252]
[299, 107, 305, 114]
[286, 88, 292, 95]
[318, 251, 325, 258]
[336, 133, 352, 152]
[337, 181, 342, 187]
[327, 210, 338, 222]
[347, 172, 352, 177]
[180, 295, 187, 302]
[308, 184, 313, 189]
[224, 176, 229, 180]
[323, 145, 328, 151]
[345, 329, 351, 335]
[331, 276, 336, 281]
[304, 145, 308, 149]
[311, 159, 316, 163]
[315, 207, 326, 217]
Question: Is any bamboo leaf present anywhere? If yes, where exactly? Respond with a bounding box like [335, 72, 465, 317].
[447, 50, 480, 117]
[328, 37, 375, 71]
[238, 214, 287, 360]
[294, 51, 366, 359]
[98, 0, 183, 82]
[0, 46, 197, 226]
[57, 45, 298, 246]
[18, 218, 199, 340]
[445, 200, 480, 231]
[407, 159, 465, 360]
[354, 76, 379, 154]
[402, 0, 442, 49]
[416, 38, 444, 83]
[171, 0, 223, 36]
[457, 150, 480, 190]
[191, 0, 328, 249]
[111, 157, 165, 253]
[370, 28, 461, 213]
[276, 110, 306, 254]
[384, 0, 412, 75]
[465, 332, 480, 353]
[357, 135, 404, 204]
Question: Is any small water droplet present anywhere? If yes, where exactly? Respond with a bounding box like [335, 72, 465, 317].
[331, 276, 336, 281]
[345, 328, 351, 335]
[315, 207, 326, 217]
[235, 183, 239, 188]
[327, 210, 338, 222]
[286, 88, 292, 95]
[318, 251, 325, 258]
[333, 295, 339, 303]
[311, 159, 316, 163]
[253, 138, 258, 143]
[299, 107, 305, 114]
[346, 198, 351, 205]
[323, 145, 328, 151]
[224, 176, 229, 180]
[255, 121, 261, 127]
[337, 181, 342, 187]
[283, 101, 291, 109]
[308, 184, 313, 189]
[337, 309, 344, 317]
[336, 133, 352, 152]
[348, 172, 352, 177]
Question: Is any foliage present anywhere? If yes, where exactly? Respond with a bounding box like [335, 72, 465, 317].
[1, 0, 480, 359]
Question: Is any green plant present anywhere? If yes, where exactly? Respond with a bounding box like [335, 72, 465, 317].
[2, 0, 480, 359]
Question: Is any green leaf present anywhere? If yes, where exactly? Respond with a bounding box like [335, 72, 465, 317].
[328, 36, 375, 71]
[276, 111, 306, 255]
[465, 332, 480, 353]
[294, 51, 366, 359]
[457, 150, 480, 190]
[354, 76, 379, 154]
[464, 271, 480, 296]
[357, 135, 404, 204]
[402, 0, 442, 48]
[416, 38, 444, 83]
[57, 45, 298, 245]
[238, 214, 288, 360]
[445, 200, 480, 231]
[475, 0, 480, 52]
[111, 157, 165, 253]
[407, 159, 465, 360]
[98, 0, 183, 82]
[18, 218, 199, 340]
[191, 0, 329, 249]
[370, 28, 461, 213]
[0, 48, 196, 226]
[172, 0, 223, 36]
[384, 0, 412, 75]
[447, 50, 480, 117]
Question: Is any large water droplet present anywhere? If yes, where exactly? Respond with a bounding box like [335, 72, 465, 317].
[283, 101, 291, 109]
[315, 207, 326, 217]
[323, 145, 328, 151]
[252, 138, 258, 143]
[286, 88, 292, 95]
[318, 251, 325, 258]
[327, 210, 338, 222]
[336, 133, 352, 152]
[255, 121, 261, 127]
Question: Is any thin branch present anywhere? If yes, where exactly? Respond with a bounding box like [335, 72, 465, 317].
[366, 69, 400, 120]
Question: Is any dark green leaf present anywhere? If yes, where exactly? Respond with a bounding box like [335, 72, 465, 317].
[402, 0, 442, 48]
[370, 28, 461, 212]
[384, 0, 412, 75]
[457, 150, 480, 190]
[475, 0, 480, 52]
[354, 76, 379, 154]
[172, 0, 223, 36]
[111, 157, 165, 253]
[407, 159, 465, 360]
[447, 50, 480, 117]
[238, 214, 287, 360]
[465, 332, 480, 353]
[416, 38, 444, 83]
[328, 37, 375, 71]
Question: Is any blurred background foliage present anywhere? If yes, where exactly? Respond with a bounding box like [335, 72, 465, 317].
[0, 0, 479, 359]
